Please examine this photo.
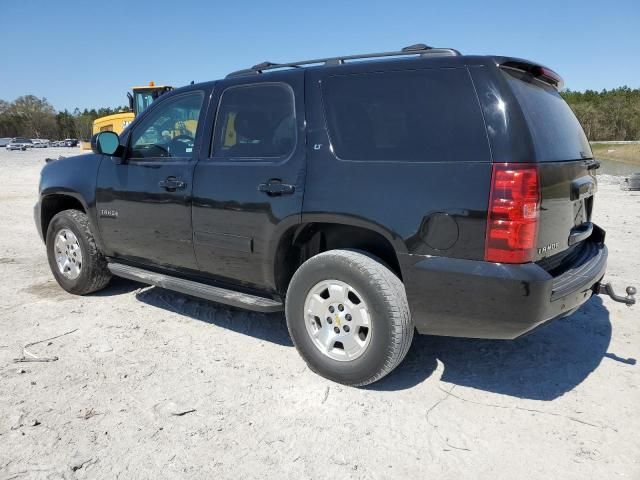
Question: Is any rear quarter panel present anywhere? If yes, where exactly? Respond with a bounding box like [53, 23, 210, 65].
[303, 64, 492, 261]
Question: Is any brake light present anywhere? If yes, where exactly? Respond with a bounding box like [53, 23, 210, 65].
[499, 61, 564, 90]
[485, 163, 540, 263]
[532, 66, 563, 88]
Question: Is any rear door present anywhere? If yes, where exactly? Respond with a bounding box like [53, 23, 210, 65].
[501, 67, 597, 261]
[473, 64, 599, 263]
[191, 71, 306, 291]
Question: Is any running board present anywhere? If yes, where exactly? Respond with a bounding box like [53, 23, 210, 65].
[107, 263, 283, 313]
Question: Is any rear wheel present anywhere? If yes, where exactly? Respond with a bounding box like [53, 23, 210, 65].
[285, 249, 413, 386]
[46, 209, 111, 295]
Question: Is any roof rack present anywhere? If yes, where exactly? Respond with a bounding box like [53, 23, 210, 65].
[226, 43, 461, 78]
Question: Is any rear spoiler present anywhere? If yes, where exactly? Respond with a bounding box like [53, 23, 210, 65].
[493, 57, 564, 90]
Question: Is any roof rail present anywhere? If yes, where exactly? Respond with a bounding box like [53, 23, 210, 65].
[226, 44, 461, 78]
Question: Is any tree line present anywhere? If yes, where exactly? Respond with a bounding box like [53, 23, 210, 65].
[1, 87, 639, 141]
[561, 87, 640, 141]
[0, 95, 129, 140]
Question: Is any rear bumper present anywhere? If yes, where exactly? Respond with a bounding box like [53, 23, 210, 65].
[400, 235, 607, 339]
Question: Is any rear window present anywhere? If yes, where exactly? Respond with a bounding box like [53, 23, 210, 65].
[321, 68, 490, 162]
[502, 69, 592, 161]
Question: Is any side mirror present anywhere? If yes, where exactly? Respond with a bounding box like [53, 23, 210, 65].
[91, 131, 123, 157]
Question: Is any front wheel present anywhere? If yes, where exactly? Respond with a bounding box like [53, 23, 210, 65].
[285, 249, 414, 386]
[46, 209, 111, 295]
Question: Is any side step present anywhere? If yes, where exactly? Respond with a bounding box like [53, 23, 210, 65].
[108, 263, 283, 313]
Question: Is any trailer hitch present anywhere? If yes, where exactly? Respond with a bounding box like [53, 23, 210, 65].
[594, 282, 636, 306]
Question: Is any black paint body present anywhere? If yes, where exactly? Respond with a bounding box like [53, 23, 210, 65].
[35, 53, 607, 339]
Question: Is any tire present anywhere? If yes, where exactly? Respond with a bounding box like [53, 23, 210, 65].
[46, 209, 111, 295]
[285, 249, 414, 386]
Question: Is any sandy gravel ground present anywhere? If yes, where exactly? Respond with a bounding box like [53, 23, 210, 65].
[0, 148, 639, 479]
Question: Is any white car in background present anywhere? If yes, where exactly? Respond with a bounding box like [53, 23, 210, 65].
[32, 139, 50, 148]
[5, 138, 33, 151]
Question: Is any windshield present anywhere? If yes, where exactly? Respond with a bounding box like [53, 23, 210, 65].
[134, 91, 155, 115]
[503, 69, 592, 161]
[13, 138, 30, 143]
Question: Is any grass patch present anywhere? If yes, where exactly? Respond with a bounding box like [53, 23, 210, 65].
[590, 143, 640, 165]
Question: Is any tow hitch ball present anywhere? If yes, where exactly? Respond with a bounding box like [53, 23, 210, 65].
[594, 282, 637, 306]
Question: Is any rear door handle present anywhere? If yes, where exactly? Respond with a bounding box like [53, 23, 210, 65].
[571, 176, 596, 200]
[159, 177, 186, 191]
[586, 160, 601, 170]
[258, 180, 295, 195]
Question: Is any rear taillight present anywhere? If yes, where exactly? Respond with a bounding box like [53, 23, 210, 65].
[485, 163, 540, 263]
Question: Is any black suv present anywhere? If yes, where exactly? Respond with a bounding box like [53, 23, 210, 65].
[35, 44, 635, 386]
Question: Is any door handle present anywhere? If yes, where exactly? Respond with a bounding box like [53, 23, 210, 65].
[586, 160, 601, 171]
[570, 176, 595, 200]
[159, 177, 186, 191]
[258, 180, 295, 195]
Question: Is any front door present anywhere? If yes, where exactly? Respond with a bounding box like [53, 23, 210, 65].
[192, 72, 306, 291]
[96, 90, 206, 271]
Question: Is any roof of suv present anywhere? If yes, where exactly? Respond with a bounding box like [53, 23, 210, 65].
[226, 43, 463, 78]
[169, 44, 561, 99]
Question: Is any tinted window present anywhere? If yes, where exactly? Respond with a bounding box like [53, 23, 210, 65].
[129, 92, 204, 159]
[322, 68, 489, 162]
[211, 83, 295, 159]
[503, 69, 592, 161]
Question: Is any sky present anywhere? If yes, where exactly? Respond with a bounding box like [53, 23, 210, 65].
[1, 0, 639, 111]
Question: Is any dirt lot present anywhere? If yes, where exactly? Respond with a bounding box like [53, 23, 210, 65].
[1, 148, 639, 479]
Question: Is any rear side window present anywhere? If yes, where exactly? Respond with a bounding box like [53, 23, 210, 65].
[502, 69, 592, 161]
[321, 68, 489, 162]
[211, 83, 296, 159]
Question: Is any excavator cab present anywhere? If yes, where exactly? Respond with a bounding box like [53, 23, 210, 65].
[87, 82, 174, 146]
[127, 82, 173, 116]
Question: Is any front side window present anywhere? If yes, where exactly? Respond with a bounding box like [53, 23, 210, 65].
[211, 83, 296, 159]
[129, 92, 204, 159]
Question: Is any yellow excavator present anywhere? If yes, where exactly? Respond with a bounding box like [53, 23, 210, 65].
[80, 82, 172, 149]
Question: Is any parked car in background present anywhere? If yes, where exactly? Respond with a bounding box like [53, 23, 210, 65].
[64, 138, 79, 147]
[0, 138, 11, 147]
[32, 139, 50, 148]
[6, 138, 33, 151]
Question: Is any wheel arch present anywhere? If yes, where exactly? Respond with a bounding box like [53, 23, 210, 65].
[40, 193, 89, 244]
[274, 217, 406, 295]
